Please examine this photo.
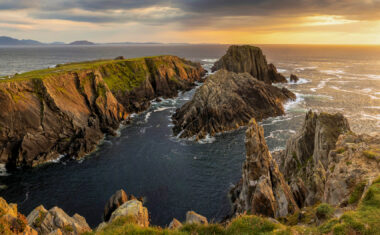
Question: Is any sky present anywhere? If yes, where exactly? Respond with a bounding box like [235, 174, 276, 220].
[0, 0, 380, 44]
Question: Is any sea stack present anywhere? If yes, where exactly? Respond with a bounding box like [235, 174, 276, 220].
[172, 70, 295, 139]
[211, 45, 287, 84]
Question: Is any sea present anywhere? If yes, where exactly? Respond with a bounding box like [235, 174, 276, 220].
[0, 44, 379, 227]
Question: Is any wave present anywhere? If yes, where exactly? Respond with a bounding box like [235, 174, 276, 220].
[144, 111, 152, 122]
[197, 134, 216, 144]
[47, 154, 65, 164]
[287, 77, 310, 85]
[201, 58, 218, 63]
[277, 68, 287, 73]
[0, 164, 9, 176]
[295, 66, 317, 71]
[284, 93, 305, 111]
[321, 69, 345, 75]
[310, 78, 331, 92]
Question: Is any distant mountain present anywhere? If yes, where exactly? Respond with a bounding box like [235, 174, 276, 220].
[0, 36, 43, 45]
[50, 41, 65, 45]
[69, 40, 95, 45]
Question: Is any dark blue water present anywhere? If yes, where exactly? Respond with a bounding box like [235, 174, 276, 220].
[0, 44, 379, 227]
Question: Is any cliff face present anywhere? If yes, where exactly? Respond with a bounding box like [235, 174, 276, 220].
[231, 119, 299, 218]
[172, 70, 295, 139]
[273, 111, 356, 207]
[211, 45, 287, 84]
[0, 56, 205, 168]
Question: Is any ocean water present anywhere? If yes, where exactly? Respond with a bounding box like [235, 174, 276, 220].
[0, 44, 379, 227]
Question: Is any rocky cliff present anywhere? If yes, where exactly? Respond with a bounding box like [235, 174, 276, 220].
[273, 111, 352, 207]
[231, 119, 299, 218]
[0, 56, 205, 168]
[172, 70, 295, 139]
[211, 45, 287, 84]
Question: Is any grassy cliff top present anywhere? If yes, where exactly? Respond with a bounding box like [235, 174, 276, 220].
[0, 55, 181, 83]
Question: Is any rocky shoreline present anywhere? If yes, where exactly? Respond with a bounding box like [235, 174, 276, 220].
[0, 56, 205, 168]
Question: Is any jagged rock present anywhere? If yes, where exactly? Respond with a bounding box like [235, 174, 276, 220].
[0, 197, 38, 235]
[290, 74, 299, 83]
[109, 200, 149, 227]
[231, 119, 299, 218]
[27, 206, 91, 235]
[103, 189, 128, 222]
[172, 70, 295, 139]
[185, 211, 208, 225]
[211, 45, 287, 84]
[168, 218, 183, 229]
[323, 132, 380, 206]
[0, 56, 205, 168]
[275, 111, 351, 207]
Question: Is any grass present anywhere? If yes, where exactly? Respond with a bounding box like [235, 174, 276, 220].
[315, 203, 334, 219]
[363, 150, 378, 160]
[348, 181, 367, 204]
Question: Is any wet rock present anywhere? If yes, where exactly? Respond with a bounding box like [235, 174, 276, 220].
[109, 200, 149, 227]
[290, 74, 299, 83]
[231, 119, 299, 218]
[168, 218, 183, 229]
[185, 211, 208, 225]
[211, 45, 287, 84]
[103, 189, 128, 222]
[172, 70, 295, 139]
[27, 206, 91, 235]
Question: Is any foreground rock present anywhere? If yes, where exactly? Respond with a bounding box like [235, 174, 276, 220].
[108, 200, 149, 227]
[103, 189, 128, 222]
[212, 45, 287, 84]
[0, 197, 37, 234]
[27, 205, 91, 235]
[231, 119, 299, 218]
[185, 211, 208, 225]
[172, 70, 295, 139]
[168, 218, 183, 229]
[0, 56, 205, 168]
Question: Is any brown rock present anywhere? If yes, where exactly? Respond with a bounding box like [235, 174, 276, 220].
[168, 218, 183, 229]
[172, 70, 295, 139]
[290, 74, 299, 83]
[103, 189, 128, 222]
[109, 200, 149, 227]
[231, 119, 299, 218]
[185, 211, 208, 225]
[212, 45, 287, 84]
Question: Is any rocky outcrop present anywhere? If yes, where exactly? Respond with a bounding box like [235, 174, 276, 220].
[172, 70, 295, 139]
[290, 74, 299, 83]
[231, 119, 299, 218]
[27, 205, 91, 235]
[103, 189, 128, 222]
[185, 211, 208, 225]
[0, 56, 205, 168]
[108, 200, 149, 227]
[211, 45, 287, 84]
[168, 218, 183, 229]
[274, 111, 351, 207]
[0, 197, 37, 234]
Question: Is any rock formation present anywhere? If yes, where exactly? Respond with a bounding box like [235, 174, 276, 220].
[27, 205, 91, 235]
[108, 200, 149, 227]
[103, 189, 128, 222]
[0, 56, 205, 168]
[290, 74, 299, 83]
[231, 119, 299, 218]
[168, 218, 183, 229]
[172, 70, 295, 139]
[211, 45, 287, 84]
[185, 211, 208, 225]
[0, 197, 37, 234]
[273, 111, 352, 207]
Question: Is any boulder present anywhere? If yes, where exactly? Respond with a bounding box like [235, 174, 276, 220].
[231, 119, 299, 218]
[290, 74, 299, 83]
[185, 211, 208, 225]
[27, 206, 91, 235]
[172, 70, 295, 139]
[103, 189, 128, 222]
[211, 45, 287, 84]
[168, 218, 183, 229]
[109, 200, 149, 227]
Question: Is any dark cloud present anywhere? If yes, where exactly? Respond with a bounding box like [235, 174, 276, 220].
[1, 0, 380, 25]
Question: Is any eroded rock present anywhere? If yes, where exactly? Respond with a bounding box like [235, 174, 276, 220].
[290, 74, 299, 83]
[185, 211, 208, 225]
[109, 200, 149, 227]
[172, 70, 295, 139]
[168, 218, 183, 229]
[103, 189, 128, 222]
[211, 45, 287, 84]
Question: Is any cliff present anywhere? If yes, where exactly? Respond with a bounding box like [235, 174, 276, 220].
[0, 56, 205, 168]
[211, 45, 287, 84]
[230, 119, 299, 218]
[172, 70, 295, 139]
